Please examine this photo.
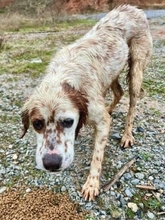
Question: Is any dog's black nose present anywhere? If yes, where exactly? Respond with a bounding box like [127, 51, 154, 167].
[43, 153, 62, 171]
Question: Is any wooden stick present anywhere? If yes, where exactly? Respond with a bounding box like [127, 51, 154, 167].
[136, 185, 156, 191]
[152, 191, 161, 202]
[157, 212, 165, 215]
[102, 157, 136, 192]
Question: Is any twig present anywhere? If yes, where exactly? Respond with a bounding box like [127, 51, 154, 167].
[102, 157, 136, 192]
[157, 212, 165, 215]
[136, 185, 156, 191]
[152, 191, 161, 202]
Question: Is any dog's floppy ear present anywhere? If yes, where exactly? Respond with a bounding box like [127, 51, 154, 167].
[20, 108, 30, 138]
[62, 83, 88, 138]
[75, 93, 88, 138]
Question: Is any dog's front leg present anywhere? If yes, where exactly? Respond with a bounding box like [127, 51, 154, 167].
[82, 109, 111, 201]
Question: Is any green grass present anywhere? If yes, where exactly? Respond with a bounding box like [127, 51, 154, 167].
[0, 14, 96, 77]
[125, 191, 162, 219]
[143, 78, 165, 97]
[125, 208, 135, 219]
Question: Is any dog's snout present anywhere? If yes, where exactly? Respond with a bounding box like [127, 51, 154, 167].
[43, 153, 62, 171]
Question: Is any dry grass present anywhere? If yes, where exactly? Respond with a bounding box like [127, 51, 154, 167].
[0, 13, 37, 32]
[0, 10, 67, 33]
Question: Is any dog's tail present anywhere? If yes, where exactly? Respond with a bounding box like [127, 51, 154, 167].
[125, 7, 152, 98]
[127, 31, 152, 97]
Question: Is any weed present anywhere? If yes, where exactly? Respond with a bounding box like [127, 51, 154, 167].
[140, 152, 152, 161]
[109, 204, 122, 218]
[144, 198, 161, 211]
[125, 208, 135, 219]
[129, 191, 162, 214]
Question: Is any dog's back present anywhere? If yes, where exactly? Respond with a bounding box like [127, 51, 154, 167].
[85, 5, 151, 43]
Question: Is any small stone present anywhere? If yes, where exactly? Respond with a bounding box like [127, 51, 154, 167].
[124, 173, 132, 180]
[111, 133, 121, 140]
[61, 186, 66, 192]
[135, 173, 144, 179]
[8, 144, 13, 149]
[131, 179, 140, 185]
[12, 154, 18, 160]
[160, 206, 165, 211]
[116, 161, 123, 169]
[125, 189, 133, 197]
[136, 127, 144, 132]
[119, 195, 126, 207]
[128, 202, 138, 212]
[137, 209, 142, 218]
[147, 211, 155, 219]
[0, 167, 6, 174]
[148, 176, 154, 181]
[139, 203, 144, 209]
[110, 191, 116, 196]
[137, 167, 142, 171]
[85, 202, 92, 210]
[0, 186, 7, 194]
[26, 188, 31, 193]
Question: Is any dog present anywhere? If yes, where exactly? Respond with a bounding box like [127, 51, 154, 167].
[21, 5, 152, 201]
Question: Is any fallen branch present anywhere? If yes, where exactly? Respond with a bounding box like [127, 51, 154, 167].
[102, 157, 136, 192]
[136, 185, 156, 191]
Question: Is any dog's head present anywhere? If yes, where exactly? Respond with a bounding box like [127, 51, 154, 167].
[21, 82, 88, 172]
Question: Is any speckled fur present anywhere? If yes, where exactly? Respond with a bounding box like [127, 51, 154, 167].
[21, 5, 152, 201]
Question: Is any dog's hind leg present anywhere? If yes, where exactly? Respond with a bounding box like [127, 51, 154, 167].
[121, 35, 152, 148]
[107, 77, 124, 114]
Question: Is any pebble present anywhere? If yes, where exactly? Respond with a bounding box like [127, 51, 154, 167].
[123, 172, 132, 180]
[128, 202, 138, 212]
[61, 186, 67, 192]
[26, 188, 31, 193]
[8, 144, 13, 149]
[136, 127, 144, 132]
[147, 211, 155, 219]
[135, 173, 145, 179]
[119, 195, 126, 207]
[0, 186, 7, 194]
[148, 176, 154, 181]
[0, 167, 6, 174]
[12, 154, 18, 160]
[125, 188, 133, 197]
[139, 203, 144, 209]
[160, 206, 165, 211]
[131, 179, 140, 185]
[111, 133, 121, 140]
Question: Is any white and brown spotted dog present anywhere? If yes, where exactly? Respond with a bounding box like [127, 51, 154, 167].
[21, 5, 152, 201]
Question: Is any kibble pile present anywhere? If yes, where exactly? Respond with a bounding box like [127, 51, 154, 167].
[0, 188, 86, 220]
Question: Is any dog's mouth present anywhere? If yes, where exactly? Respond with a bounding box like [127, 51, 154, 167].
[48, 168, 62, 173]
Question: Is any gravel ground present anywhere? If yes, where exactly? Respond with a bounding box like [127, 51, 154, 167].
[0, 16, 165, 219]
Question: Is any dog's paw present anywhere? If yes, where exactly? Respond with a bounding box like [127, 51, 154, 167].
[121, 133, 135, 148]
[81, 176, 99, 201]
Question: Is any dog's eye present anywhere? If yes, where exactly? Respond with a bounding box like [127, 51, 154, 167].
[61, 118, 74, 128]
[33, 119, 44, 130]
